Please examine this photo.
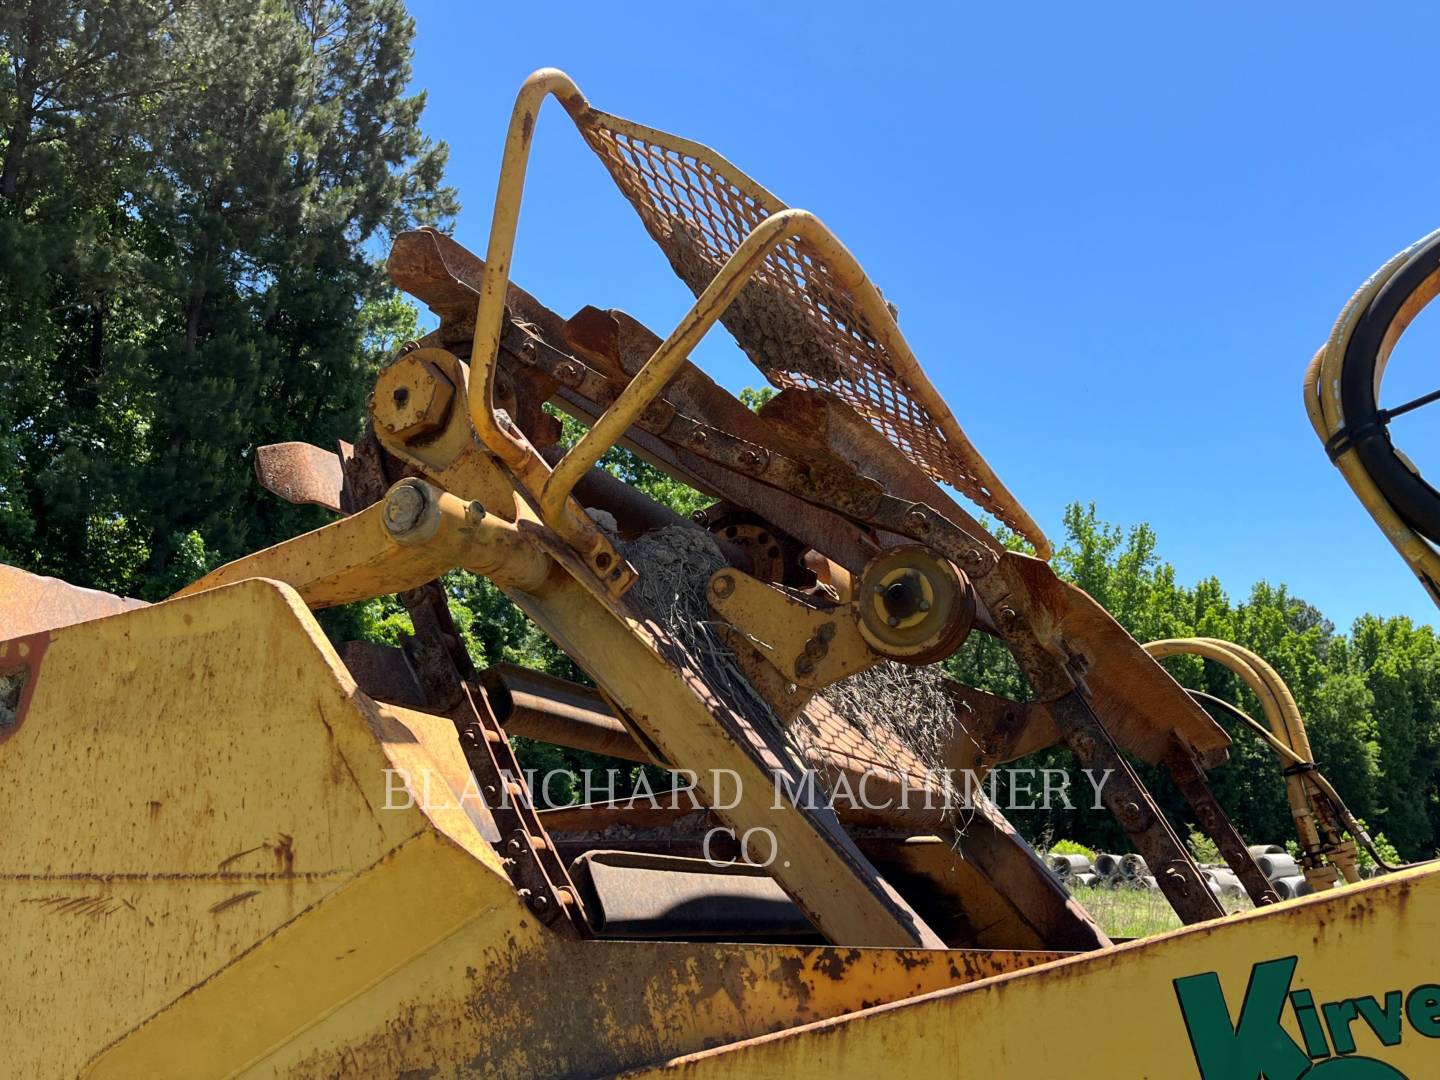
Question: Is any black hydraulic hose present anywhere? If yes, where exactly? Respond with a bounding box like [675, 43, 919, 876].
[1340, 231, 1440, 546]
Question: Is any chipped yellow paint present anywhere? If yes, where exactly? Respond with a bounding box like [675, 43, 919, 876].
[92, 881, 1054, 1078]
[1, 579, 503, 1078]
[622, 866, 1440, 1079]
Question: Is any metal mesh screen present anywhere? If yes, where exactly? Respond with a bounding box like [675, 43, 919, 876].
[579, 114, 1039, 545]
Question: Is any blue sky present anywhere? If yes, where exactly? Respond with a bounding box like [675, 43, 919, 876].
[405, 1, 1440, 630]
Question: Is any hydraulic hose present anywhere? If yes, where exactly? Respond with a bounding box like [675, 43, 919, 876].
[1144, 638, 1373, 886]
[1305, 228, 1440, 605]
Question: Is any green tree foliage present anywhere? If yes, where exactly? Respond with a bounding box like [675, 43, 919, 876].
[1047, 838, 1096, 860]
[738, 385, 776, 411]
[1187, 830, 1221, 865]
[980, 502, 1434, 861]
[0, 0, 454, 596]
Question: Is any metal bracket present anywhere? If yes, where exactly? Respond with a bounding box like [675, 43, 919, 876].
[706, 569, 878, 692]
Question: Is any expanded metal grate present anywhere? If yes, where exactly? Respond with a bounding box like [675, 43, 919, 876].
[578, 113, 1046, 552]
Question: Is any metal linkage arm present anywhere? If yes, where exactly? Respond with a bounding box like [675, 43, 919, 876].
[172, 479, 554, 608]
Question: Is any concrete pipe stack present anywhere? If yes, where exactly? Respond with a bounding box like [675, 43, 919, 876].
[1272, 875, 1314, 900]
[1201, 867, 1244, 899]
[1256, 853, 1299, 881]
[1047, 853, 1093, 879]
[1094, 853, 1122, 878]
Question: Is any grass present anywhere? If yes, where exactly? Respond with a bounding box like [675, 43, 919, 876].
[1067, 884, 1253, 939]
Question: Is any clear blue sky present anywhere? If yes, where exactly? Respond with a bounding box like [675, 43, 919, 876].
[405, 1, 1440, 631]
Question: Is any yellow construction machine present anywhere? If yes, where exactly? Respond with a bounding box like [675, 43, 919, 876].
[3, 69, 1438, 1078]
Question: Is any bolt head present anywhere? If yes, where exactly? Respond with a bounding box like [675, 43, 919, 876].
[383, 481, 429, 534]
[372, 351, 456, 442]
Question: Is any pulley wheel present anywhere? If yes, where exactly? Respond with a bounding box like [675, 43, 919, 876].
[854, 545, 974, 664]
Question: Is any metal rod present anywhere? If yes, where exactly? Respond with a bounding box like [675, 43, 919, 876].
[480, 664, 651, 763]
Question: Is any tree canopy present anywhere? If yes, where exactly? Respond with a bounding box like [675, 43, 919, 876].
[0, 0, 453, 597]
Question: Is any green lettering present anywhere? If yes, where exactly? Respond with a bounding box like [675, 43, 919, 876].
[1290, 989, 1332, 1058]
[1323, 999, 1361, 1055]
[1405, 985, 1440, 1038]
[1355, 992, 1405, 1048]
[1174, 957, 1311, 1080]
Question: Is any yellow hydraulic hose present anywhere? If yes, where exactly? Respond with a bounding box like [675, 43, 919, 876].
[1143, 638, 1363, 888]
[1304, 229, 1440, 604]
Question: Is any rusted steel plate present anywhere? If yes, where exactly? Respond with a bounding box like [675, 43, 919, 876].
[254, 441, 348, 513]
[337, 641, 427, 710]
[0, 564, 148, 638]
[387, 226, 572, 345]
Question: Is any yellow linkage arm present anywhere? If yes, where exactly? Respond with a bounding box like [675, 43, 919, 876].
[172, 479, 554, 609]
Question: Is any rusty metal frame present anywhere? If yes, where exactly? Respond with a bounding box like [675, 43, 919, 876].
[489, 266, 1232, 924]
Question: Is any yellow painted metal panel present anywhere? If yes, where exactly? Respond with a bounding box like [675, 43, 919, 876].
[85, 831, 529, 1078]
[622, 866, 1440, 1079]
[88, 830, 1054, 1079]
[1, 579, 506, 1079]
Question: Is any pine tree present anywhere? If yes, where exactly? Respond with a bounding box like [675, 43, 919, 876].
[0, 0, 455, 594]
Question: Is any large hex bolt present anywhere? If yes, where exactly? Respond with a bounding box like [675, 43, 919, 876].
[383, 479, 431, 537]
[372, 349, 456, 442]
